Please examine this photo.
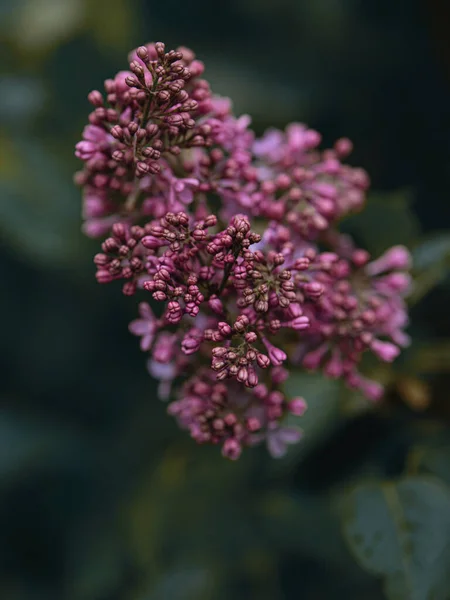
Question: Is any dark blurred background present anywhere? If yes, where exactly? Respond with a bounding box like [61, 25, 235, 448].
[2, 1, 450, 599]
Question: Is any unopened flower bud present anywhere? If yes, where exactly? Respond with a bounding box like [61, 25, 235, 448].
[125, 76, 140, 88]
[289, 397, 307, 416]
[136, 46, 149, 61]
[88, 90, 103, 106]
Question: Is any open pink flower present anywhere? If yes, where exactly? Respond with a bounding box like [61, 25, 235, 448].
[266, 425, 302, 458]
[128, 302, 158, 351]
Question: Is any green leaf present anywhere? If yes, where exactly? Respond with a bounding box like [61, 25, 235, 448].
[342, 476, 450, 600]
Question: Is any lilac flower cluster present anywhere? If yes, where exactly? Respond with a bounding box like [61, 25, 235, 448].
[75, 42, 411, 459]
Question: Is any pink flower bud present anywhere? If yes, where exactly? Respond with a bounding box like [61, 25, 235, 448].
[290, 316, 310, 330]
[370, 340, 400, 362]
[303, 282, 324, 298]
[293, 257, 310, 270]
[222, 438, 242, 460]
[352, 249, 370, 267]
[246, 367, 258, 387]
[380, 273, 411, 293]
[262, 338, 287, 366]
[141, 236, 164, 249]
[289, 397, 307, 416]
[153, 291, 167, 301]
[246, 417, 261, 432]
[288, 303, 302, 318]
[366, 245, 411, 276]
[234, 315, 249, 332]
[334, 137, 353, 157]
[218, 322, 232, 337]
[237, 367, 248, 383]
[96, 269, 113, 284]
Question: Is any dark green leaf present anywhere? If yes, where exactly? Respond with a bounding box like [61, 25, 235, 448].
[342, 476, 450, 600]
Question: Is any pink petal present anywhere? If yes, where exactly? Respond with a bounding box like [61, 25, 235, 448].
[129, 320, 150, 336]
[140, 333, 154, 352]
[278, 426, 302, 445]
[267, 433, 286, 458]
[138, 302, 153, 320]
[147, 359, 176, 380]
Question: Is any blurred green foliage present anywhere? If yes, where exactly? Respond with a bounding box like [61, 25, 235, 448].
[342, 477, 450, 600]
[2, 0, 450, 599]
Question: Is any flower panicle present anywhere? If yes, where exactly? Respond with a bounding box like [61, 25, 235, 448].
[76, 41, 411, 459]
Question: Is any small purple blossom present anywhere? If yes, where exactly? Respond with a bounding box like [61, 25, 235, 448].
[128, 302, 158, 351]
[266, 425, 303, 458]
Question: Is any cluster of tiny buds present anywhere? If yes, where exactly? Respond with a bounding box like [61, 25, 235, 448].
[206, 215, 261, 262]
[74, 42, 215, 237]
[142, 212, 218, 251]
[210, 340, 266, 388]
[167, 371, 307, 460]
[94, 222, 147, 295]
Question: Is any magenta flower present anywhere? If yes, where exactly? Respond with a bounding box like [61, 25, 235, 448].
[76, 40, 411, 460]
[163, 171, 200, 211]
